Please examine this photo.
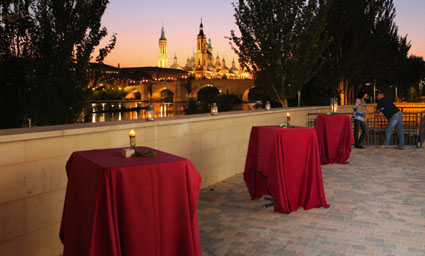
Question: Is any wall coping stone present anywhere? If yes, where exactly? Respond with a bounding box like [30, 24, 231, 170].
[0, 106, 354, 143]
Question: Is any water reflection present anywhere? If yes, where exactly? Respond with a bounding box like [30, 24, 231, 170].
[89, 102, 185, 123]
[88, 101, 255, 123]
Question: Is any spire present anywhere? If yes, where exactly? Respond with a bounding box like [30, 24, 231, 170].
[198, 18, 205, 37]
[160, 24, 166, 40]
[208, 38, 212, 49]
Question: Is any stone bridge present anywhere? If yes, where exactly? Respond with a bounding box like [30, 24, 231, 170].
[124, 79, 255, 102]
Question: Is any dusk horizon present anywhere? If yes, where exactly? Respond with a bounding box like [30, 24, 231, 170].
[95, 0, 425, 68]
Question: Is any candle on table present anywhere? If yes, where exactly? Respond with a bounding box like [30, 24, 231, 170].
[286, 113, 291, 124]
[129, 129, 136, 149]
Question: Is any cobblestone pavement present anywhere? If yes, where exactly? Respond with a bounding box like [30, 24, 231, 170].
[197, 146, 425, 256]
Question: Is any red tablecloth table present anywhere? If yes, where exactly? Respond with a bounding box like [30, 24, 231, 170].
[315, 114, 354, 165]
[60, 147, 202, 256]
[244, 126, 329, 214]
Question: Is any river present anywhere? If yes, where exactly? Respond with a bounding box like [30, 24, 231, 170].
[88, 101, 253, 123]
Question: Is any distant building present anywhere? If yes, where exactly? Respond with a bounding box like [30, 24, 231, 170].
[88, 21, 250, 89]
[121, 67, 188, 83]
[157, 21, 250, 79]
[180, 21, 249, 79]
[87, 63, 120, 87]
[88, 63, 189, 88]
[157, 25, 168, 68]
[169, 54, 183, 70]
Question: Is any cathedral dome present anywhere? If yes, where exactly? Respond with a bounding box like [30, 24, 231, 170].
[207, 63, 216, 72]
[221, 58, 229, 74]
[184, 54, 196, 71]
[229, 59, 239, 74]
[229, 66, 239, 74]
[170, 55, 183, 70]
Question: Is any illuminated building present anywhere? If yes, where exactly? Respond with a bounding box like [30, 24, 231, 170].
[169, 54, 183, 70]
[157, 25, 168, 68]
[168, 21, 250, 79]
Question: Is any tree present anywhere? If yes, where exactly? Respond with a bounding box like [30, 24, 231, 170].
[0, 0, 36, 128]
[230, 0, 332, 107]
[396, 55, 425, 101]
[0, 0, 115, 128]
[316, 0, 410, 104]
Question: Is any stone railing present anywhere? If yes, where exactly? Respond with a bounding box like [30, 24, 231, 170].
[0, 105, 353, 256]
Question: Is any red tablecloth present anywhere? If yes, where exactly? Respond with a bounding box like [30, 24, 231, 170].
[60, 147, 202, 256]
[244, 126, 329, 214]
[315, 114, 354, 164]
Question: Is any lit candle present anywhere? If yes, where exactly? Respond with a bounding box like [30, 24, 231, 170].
[286, 113, 291, 123]
[129, 129, 136, 149]
[129, 129, 136, 137]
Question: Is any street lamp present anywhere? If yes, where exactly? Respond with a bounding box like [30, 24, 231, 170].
[297, 90, 301, 107]
[395, 84, 398, 102]
[389, 85, 398, 102]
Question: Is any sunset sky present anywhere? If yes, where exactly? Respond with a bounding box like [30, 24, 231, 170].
[95, 0, 425, 68]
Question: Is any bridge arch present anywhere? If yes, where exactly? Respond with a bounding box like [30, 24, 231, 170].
[242, 86, 256, 102]
[152, 87, 176, 102]
[160, 89, 174, 102]
[125, 89, 141, 100]
[192, 84, 222, 99]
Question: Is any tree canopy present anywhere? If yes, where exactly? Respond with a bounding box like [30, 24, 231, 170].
[0, 0, 115, 128]
[317, 0, 411, 104]
[231, 0, 425, 106]
[230, 0, 332, 107]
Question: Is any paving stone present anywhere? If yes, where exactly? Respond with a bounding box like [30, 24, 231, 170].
[351, 244, 366, 250]
[198, 146, 425, 255]
[408, 247, 425, 254]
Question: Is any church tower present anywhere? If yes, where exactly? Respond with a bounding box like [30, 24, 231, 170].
[157, 25, 168, 68]
[195, 20, 208, 71]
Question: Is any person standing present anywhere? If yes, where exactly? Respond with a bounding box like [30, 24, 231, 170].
[353, 90, 368, 148]
[376, 92, 404, 149]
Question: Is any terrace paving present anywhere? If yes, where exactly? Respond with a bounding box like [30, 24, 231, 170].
[197, 146, 425, 256]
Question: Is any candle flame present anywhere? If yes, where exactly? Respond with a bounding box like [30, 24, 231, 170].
[129, 129, 136, 137]
[287, 113, 290, 117]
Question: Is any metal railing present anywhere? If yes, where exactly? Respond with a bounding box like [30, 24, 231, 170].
[307, 112, 353, 128]
[365, 111, 421, 146]
[308, 110, 425, 146]
[419, 111, 425, 148]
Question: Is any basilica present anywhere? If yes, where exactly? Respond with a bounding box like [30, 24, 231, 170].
[157, 21, 250, 79]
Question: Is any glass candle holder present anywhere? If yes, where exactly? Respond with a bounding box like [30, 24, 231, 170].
[265, 101, 271, 110]
[211, 103, 218, 115]
[330, 97, 338, 113]
[129, 129, 136, 149]
[146, 105, 155, 121]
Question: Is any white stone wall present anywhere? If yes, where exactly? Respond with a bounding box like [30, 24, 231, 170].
[0, 106, 353, 256]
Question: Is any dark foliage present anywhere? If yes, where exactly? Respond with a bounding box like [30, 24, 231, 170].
[316, 0, 414, 104]
[0, 0, 114, 128]
[230, 0, 332, 106]
[197, 86, 220, 105]
[186, 86, 242, 114]
[91, 87, 126, 101]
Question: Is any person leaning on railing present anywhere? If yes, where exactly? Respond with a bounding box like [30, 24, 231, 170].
[376, 92, 404, 150]
[352, 90, 369, 149]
